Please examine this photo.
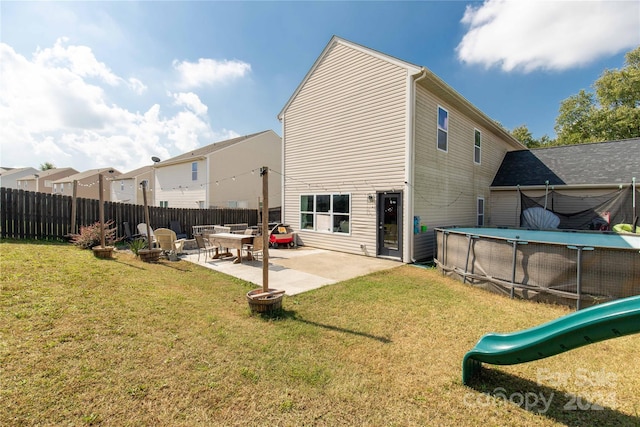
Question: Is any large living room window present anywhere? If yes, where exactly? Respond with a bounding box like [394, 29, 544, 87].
[437, 106, 448, 152]
[300, 194, 350, 234]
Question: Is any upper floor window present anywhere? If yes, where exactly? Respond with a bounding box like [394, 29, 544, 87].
[120, 180, 125, 191]
[474, 129, 481, 164]
[192, 162, 198, 181]
[437, 106, 448, 152]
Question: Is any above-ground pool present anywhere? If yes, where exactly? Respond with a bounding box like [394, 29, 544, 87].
[435, 227, 640, 308]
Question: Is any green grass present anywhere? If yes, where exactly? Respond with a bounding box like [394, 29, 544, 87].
[1, 240, 639, 426]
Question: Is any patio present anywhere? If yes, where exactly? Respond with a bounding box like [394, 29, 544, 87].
[181, 246, 400, 295]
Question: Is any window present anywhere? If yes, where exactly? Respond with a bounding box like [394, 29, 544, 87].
[191, 162, 198, 181]
[160, 201, 169, 208]
[44, 180, 52, 188]
[477, 197, 485, 226]
[120, 180, 125, 191]
[437, 106, 448, 152]
[300, 194, 350, 233]
[474, 129, 481, 164]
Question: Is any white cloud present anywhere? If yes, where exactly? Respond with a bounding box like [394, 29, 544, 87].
[34, 37, 122, 85]
[457, 0, 640, 72]
[173, 57, 251, 89]
[128, 77, 147, 95]
[0, 40, 229, 172]
[171, 92, 208, 116]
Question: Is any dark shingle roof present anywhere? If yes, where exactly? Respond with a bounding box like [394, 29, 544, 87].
[491, 138, 640, 187]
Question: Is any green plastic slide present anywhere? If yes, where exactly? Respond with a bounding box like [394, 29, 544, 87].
[462, 295, 640, 385]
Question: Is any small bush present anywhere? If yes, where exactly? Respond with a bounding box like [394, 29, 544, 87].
[70, 220, 118, 249]
[128, 238, 147, 256]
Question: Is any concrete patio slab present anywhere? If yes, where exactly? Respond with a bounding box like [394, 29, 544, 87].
[181, 246, 400, 295]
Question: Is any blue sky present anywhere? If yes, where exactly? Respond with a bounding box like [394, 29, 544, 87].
[1, 1, 638, 173]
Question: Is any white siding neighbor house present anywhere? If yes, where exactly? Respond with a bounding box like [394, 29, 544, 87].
[278, 36, 524, 262]
[153, 130, 281, 209]
[111, 166, 154, 205]
[0, 167, 39, 189]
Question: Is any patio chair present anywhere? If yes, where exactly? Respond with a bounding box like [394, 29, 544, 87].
[194, 234, 215, 262]
[137, 223, 158, 248]
[154, 228, 186, 260]
[243, 235, 264, 261]
[169, 220, 188, 239]
[122, 221, 141, 242]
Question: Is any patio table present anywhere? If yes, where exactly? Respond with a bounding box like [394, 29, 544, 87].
[207, 233, 255, 264]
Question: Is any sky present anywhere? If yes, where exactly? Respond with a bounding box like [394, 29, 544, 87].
[1, 1, 639, 174]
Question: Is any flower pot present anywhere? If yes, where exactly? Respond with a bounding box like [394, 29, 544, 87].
[139, 248, 163, 263]
[92, 245, 114, 259]
[246, 288, 284, 314]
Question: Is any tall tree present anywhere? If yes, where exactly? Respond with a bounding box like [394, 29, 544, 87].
[40, 162, 55, 171]
[555, 46, 640, 145]
[510, 124, 554, 148]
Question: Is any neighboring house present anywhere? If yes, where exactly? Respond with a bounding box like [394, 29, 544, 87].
[111, 165, 154, 205]
[153, 130, 281, 209]
[0, 167, 39, 189]
[278, 36, 525, 262]
[16, 168, 79, 194]
[490, 138, 640, 228]
[51, 168, 122, 201]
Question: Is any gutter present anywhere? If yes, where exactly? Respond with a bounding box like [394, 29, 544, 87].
[491, 183, 635, 191]
[407, 68, 429, 263]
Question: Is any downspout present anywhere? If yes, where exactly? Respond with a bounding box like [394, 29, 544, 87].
[407, 68, 429, 263]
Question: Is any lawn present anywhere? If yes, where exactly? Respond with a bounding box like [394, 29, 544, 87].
[1, 240, 639, 426]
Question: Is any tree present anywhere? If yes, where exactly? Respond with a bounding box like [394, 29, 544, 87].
[510, 124, 554, 148]
[555, 46, 640, 145]
[40, 162, 55, 171]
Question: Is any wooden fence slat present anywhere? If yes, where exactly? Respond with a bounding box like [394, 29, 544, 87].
[0, 188, 280, 241]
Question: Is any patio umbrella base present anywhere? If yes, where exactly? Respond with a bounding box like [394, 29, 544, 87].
[246, 288, 284, 314]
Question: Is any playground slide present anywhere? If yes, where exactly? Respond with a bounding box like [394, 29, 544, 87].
[462, 295, 640, 385]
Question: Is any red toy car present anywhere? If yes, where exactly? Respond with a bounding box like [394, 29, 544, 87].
[269, 224, 296, 248]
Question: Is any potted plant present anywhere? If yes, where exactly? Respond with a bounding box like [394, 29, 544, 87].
[70, 220, 118, 259]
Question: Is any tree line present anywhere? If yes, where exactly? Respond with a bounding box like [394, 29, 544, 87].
[511, 46, 639, 148]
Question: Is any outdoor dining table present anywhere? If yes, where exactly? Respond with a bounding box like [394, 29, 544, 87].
[207, 232, 255, 264]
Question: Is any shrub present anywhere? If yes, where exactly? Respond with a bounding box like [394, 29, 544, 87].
[128, 238, 147, 256]
[70, 220, 119, 249]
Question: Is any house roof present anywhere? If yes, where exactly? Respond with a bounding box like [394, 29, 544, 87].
[19, 167, 78, 181]
[277, 36, 523, 150]
[115, 165, 153, 180]
[154, 130, 276, 167]
[491, 138, 640, 187]
[52, 168, 121, 184]
[0, 167, 38, 177]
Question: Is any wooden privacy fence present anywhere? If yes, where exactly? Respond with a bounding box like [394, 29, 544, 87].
[0, 188, 281, 241]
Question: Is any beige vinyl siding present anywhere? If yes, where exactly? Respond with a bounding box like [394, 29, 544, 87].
[413, 85, 517, 259]
[208, 132, 281, 209]
[283, 42, 409, 255]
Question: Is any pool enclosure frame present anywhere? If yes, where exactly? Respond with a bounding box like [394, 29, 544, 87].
[435, 227, 640, 309]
